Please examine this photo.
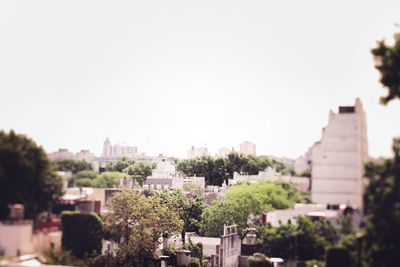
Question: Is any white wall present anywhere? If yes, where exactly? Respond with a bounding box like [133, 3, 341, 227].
[0, 221, 33, 256]
[311, 98, 368, 209]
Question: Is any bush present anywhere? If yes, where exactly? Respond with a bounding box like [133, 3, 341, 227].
[190, 257, 201, 267]
[325, 247, 351, 267]
[248, 253, 273, 267]
[61, 211, 103, 258]
[164, 247, 177, 266]
[75, 178, 93, 187]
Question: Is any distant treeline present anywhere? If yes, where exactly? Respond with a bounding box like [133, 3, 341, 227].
[177, 152, 295, 186]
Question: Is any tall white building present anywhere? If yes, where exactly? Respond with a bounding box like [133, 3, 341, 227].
[240, 141, 256, 156]
[101, 138, 138, 158]
[311, 98, 368, 209]
[217, 147, 232, 158]
[187, 146, 209, 159]
[48, 148, 74, 161]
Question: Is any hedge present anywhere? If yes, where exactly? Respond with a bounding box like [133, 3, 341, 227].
[61, 211, 103, 258]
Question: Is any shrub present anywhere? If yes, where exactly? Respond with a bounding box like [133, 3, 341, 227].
[248, 253, 273, 267]
[164, 247, 177, 266]
[190, 257, 201, 267]
[75, 178, 93, 187]
[61, 211, 103, 258]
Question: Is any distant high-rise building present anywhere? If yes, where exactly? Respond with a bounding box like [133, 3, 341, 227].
[240, 141, 256, 156]
[217, 147, 231, 158]
[48, 148, 74, 161]
[311, 98, 368, 209]
[187, 146, 209, 159]
[102, 138, 112, 158]
[75, 149, 96, 162]
[101, 138, 137, 158]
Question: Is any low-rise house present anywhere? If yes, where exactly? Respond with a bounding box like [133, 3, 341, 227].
[265, 203, 340, 227]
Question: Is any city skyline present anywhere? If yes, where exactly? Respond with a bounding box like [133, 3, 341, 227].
[1, 1, 400, 159]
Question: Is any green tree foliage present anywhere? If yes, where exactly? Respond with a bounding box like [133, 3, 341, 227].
[105, 156, 135, 172]
[299, 168, 311, 177]
[183, 239, 204, 266]
[362, 137, 400, 267]
[157, 189, 205, 243]
[183, 181, 204, 196]
[91, 171, 127, 188]
[325, 247, 351, 267]
[190, 257, 201, 267]
[258, 222, 296, 260]
[177, 152, 292, 186]
[0, 130, 63, 220]
[163, 247, 177, 266]
[69, 170, 98, 186]
[371, 32, 400, 104]
[258, 217, 330, 261]
[55, 159, 93, 173]
[61, 211, 103, 258]
[105, 157, 156, 187]
[247, 253, 273, 267]
[201, 181, 301, 237]
[75, 178, 94, 187]
[125, 161, 156, 187]
[105, 189, 183, 265]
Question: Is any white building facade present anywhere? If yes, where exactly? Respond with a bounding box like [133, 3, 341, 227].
[240, 141, 256, 156]
[102, 138, 138, 158]
[187, 146, 209, 159]
[311, 98, 368, 209]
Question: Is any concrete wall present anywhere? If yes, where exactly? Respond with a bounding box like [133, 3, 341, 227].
[0, 221, 33, 256]
[311, 98, 368, 209]
[221, 234, 241, 267]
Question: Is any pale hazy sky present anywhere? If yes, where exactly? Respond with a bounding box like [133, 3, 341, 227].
[1, 0, 400, 159]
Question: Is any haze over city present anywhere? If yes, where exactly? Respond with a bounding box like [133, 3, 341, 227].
[1, 0, 400, 159]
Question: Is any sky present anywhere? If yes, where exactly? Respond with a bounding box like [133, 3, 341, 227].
[1, 0, 400, 159]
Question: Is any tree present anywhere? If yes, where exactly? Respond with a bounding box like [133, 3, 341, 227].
[200, 180, 302, 237]
[258, 222, 296, 259]
[105, 157, 135, 172]
[371, 32, 400, 104]
[258, 217, 329, 261]
[105, 189, 183, 265]
[247, 253, 273, 267]
[0, 130, 63, 220]
[125, 161, 156, 187]
[61, 211, 103, 258]
[177, 153, 292, 187]
[362, 138, 400, 267]
[182, 181, 204, 197]
[69, 170, 98, 186]
[157, 189, 204, 243]
[91, 171, 127, 188]
[325, 248, 351, 267]
[55, 159, 93, 173]
[75, 178, 94, 187]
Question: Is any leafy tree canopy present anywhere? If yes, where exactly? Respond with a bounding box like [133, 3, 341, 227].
[258, 216, 330, 261]
[362, 137, 400, 267]
[105, 157, 156, 187]
[157, 189, 205, 243]
[177, 152, 293, 186]
[105, 156, 135, 172]
[200, 180, 301, 237]
[105, 189, 183, 265]
[91, 171, 127, 188]
[68, 170, 98, 187]
[0, 130, 63, 220]
[55, 159, 93, 173]
[61, 211, 103, 258]
[371, 32, 400, 104]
